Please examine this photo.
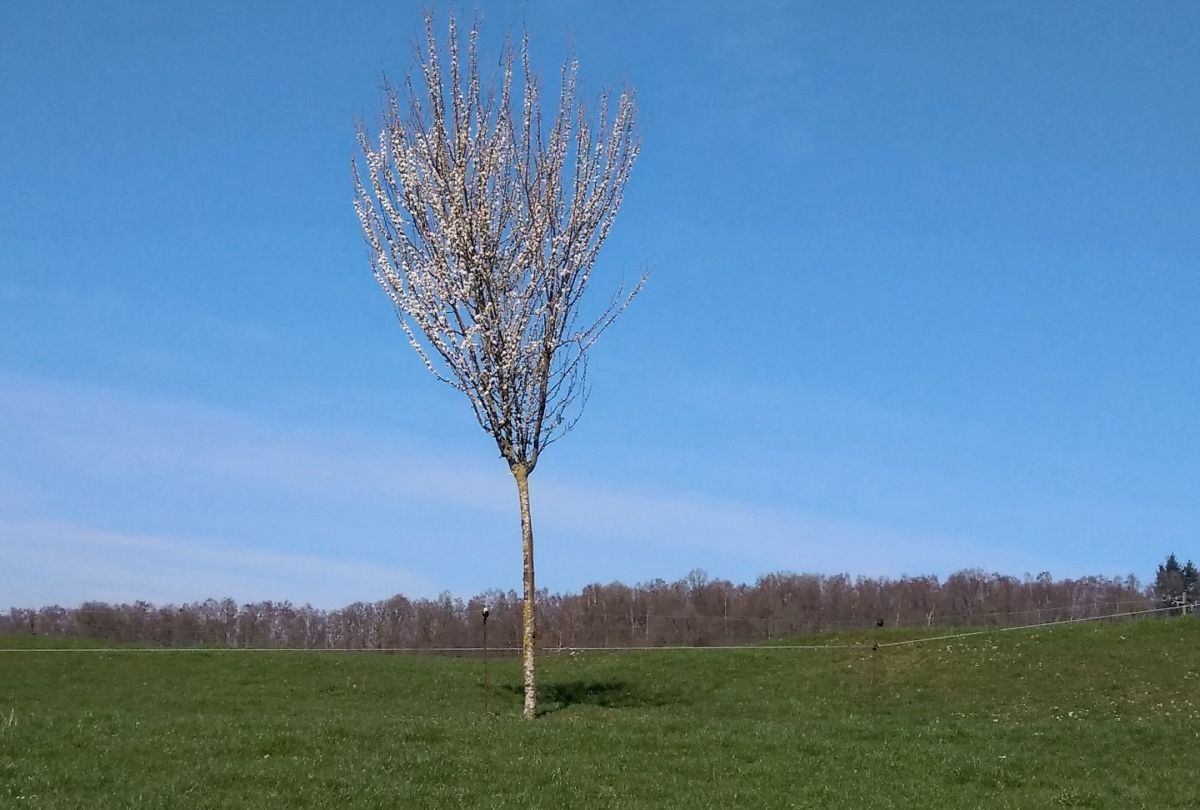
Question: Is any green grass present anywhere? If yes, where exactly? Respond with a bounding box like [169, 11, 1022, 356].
[2, 619, 1198, 808]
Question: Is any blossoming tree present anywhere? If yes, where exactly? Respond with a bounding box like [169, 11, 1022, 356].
[353, 13, 641, 719]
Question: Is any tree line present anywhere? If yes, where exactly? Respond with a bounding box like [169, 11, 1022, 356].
[2, 567, 1175, 650]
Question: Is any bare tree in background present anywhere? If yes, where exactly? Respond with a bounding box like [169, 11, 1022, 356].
[353, 13, 641, 719]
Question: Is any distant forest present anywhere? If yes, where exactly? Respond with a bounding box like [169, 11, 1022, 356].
[3, 568, 1181, 650]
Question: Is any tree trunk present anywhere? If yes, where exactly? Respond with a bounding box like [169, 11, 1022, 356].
[513, 463, 537, 719]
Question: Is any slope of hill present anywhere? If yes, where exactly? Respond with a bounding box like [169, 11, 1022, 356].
[1, 618, 1197, 808]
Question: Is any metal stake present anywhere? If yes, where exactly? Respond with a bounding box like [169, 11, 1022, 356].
[482, 606, 490, 716]
[872, 618, 883, 702]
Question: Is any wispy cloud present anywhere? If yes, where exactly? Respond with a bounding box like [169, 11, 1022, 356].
[0, 517, 432, 610]
[0, 369, 510, 512]
[0, 370, 1023, 605]
[532, 476, 1027, 582]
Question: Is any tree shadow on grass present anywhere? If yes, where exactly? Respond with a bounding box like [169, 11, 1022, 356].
[501, 678, 685, 715]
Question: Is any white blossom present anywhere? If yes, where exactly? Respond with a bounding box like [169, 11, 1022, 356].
[353, 13, 642, 472]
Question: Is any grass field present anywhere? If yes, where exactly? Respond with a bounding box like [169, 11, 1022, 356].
[1, 619, 1198, 808]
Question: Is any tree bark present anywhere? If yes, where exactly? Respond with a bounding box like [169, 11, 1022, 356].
[513, 463, 537, 719]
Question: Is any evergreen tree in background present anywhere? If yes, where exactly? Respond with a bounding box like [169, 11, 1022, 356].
[1182, 559, 1199, 599]
[1154, 553, 1197, 612]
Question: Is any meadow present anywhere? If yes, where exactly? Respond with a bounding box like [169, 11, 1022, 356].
[1, 619, 1197, 808]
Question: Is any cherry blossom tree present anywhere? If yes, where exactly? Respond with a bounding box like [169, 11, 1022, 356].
[352, 13, 641, 719]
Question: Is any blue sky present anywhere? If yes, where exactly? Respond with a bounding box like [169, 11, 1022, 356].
[1, 1, 1197, 608]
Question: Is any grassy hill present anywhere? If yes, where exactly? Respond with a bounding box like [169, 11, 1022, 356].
[1, 618, 1197, 808]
